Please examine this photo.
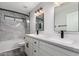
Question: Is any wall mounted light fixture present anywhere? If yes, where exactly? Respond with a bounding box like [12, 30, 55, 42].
[35, 7, 44, 16]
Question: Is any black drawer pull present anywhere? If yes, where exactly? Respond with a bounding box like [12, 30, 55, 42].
[34, 42, 37, 44]
[34, 50, 36, 52]
[26, 43, 29, 48]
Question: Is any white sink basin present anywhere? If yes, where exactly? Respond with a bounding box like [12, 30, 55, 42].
[37, 35, 74, 44]
[26, 34, 74, 44]
[55, 39, 74, 44]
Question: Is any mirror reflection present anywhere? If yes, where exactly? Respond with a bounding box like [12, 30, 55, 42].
[36, 13, 44, 31]
[35, 7, 44, 31]
[54, 2, 78, 32]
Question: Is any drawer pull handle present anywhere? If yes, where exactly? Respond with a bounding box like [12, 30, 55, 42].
[26, 43, 29, 48]
[34, 42, 37, 44]
[34, 50, 36, 52]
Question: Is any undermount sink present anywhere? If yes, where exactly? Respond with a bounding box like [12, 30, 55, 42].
[27, 34, 74, 44]
[55, 39, 74, 44]
[37, 35, 74, 44]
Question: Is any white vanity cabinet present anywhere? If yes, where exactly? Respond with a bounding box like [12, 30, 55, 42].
[39, 41, 79, 56]
[25, 36, 79, 56]
[39, 41, 67, 56]
[32, 38, 39, 56]
[25, 37, 33, 56]
[25, 36, 39, 56]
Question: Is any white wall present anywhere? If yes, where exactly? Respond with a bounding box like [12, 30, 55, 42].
[30, 2, 55, 35]
[30, 2, 79, 43]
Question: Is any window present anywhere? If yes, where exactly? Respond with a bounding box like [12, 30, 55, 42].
[4, 16, 15, 26]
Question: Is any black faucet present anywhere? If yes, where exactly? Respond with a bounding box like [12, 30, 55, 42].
[37, 30, 39, 35]
[61, 30, 64, 38]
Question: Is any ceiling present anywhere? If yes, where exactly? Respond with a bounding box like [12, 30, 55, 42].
[0, 2, 40, 15]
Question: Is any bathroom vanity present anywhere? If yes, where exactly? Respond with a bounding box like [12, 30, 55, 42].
[24, 2, 79, 56]
[25, 34, 79, 56]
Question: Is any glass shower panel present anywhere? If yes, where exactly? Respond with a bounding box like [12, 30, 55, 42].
[0, 16, 25, 41]
[15, 18, 25, 39]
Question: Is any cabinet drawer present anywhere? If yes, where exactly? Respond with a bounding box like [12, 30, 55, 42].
[25, 42, 33, 56]
[38, 48, 52, 56]
[39, 41, 67, 56]
[25, 36, 29, 41]
[25, 37, 33, 43]
[39, 41, 79, 56]
[39, 44, 67, 55]
[32, 46, 39, 56]
[32, 38, 39, 47]
[25, 36, 30, 41]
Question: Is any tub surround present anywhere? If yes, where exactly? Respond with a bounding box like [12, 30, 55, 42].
[0, 39, 25, 53]
[26, 34, 79, 53]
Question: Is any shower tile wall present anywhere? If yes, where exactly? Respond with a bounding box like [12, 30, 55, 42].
[0, 10, 27, 41]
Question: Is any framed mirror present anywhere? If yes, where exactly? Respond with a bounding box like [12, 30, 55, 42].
[54, 2, 78, 32]
[36, 13, 44, 31]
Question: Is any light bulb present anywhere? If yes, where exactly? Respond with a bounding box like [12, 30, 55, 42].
[35, 11, 39, 16]
[27, 20, 29, 23]
[35, 13, 37, 16]
[39, 9, 44, 14]
[34, 11, 37, 16]
[36, 11, 40, 16]
[35, 8, 44, 16]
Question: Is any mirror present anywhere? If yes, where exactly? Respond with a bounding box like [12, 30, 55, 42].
[54, 2, 78, 32]
[36, 13, 44, 31]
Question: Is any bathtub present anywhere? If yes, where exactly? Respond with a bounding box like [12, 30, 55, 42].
[0, 39, 25, 53]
